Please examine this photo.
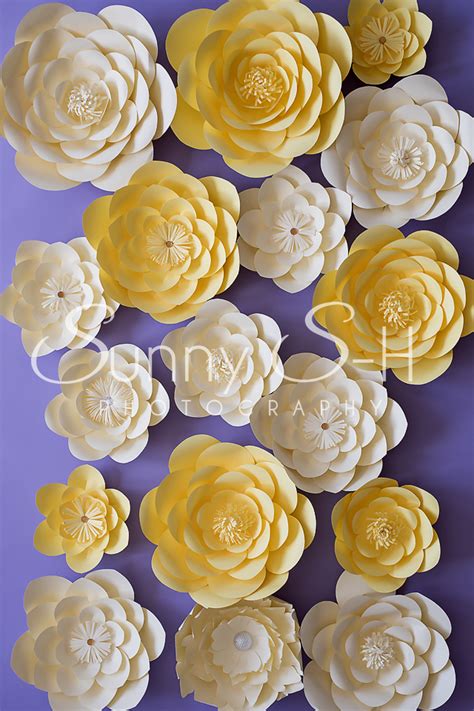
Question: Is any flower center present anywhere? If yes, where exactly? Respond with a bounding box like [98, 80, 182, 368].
[61, 494, 107, 544]
[360, 631, 394, 670]
[69, 622, 112, 664]
[83, 373, 134, 427]
[212, 504, 257, 546]
[303, 406, 347, 449]
[40, 276, 83, 313]
[240, 66, 283, 107]
[378, 136, 424, 180]
[358, 16, 405, 62]
[207, 348, 236, 383]
[67, 81, 108, 123]
[233, 631, 253, 651]
[274, 209, 319, 254]
[379, 289, 415, 329]
[366, 512, 403, 550]
[147, 222, 192, 266]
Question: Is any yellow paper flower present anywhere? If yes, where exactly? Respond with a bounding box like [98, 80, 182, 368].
[140, 435, 316, 608]
[83, 161, 240, 323]
[34, 465, 130, 573]
[346, 0, 432, 85]
[332, 477, 440, 592]
[166, 0, 352, 177]
[313, 227, 474, 384]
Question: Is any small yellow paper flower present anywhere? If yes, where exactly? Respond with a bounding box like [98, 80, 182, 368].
[313, 227, 474, 384]
[346, 0, 432, 85]
[332, 477, 440, 592]
[83, 161, 240, 323]
[166, 0, 352, 177]
[34, 465, 130, 573]
[140, 435, 316, 608]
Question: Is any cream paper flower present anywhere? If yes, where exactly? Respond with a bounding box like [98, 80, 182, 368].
[238, 166, 351, 293]
[301, 572, 456, 711]
[0, 238, 118, 356]
[45, 344, 169, 462]
[176, 597, 303, 711]
[11, 569, 166, 711]
[251, 354, 407, 494]
[0, 4, 177, 191]
[321, 75, 474, 227]
[161, 299, 284, 426]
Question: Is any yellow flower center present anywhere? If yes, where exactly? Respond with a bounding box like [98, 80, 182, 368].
[147, 222, 192, 265]
[366, 512, 403, 550]
[358, 15, 405, 63]
[378, 136, 424, 180]
[66, 81, 108, 123]
[69, 621, 112, 664]
[239, 66, 283, 107]
[212, 504, 257, 546]
[61, 494, 107, 544]
[378, 288, 416, 329]
[360, 631, 394, 670]
[83, 373, 134, 427]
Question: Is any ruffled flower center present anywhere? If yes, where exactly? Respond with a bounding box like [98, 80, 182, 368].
[40, 275, 83, 313]
[207, 348, 236, 383]
[239, 66, 283, 107]
[147, 222, 192, 265]
[66, 81, 108, 124]
[378, 288, 416, 328]
[83, 373, 134, 426]
[378, 136, 424, 180]
[358, 16, 405, 62]
[273, 210, 319, 253]
[366, 512, 403, 549]
[303, 406, 347, 449]
[69, 621, 112, 664]
[212, 503, 257, 546]
[233, 630, 254, 651]
[360, 631, 394, 670]
[61, 494, 108, 543]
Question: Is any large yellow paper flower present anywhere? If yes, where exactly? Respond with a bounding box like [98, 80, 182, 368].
[140, 435, 316, 608]
[346, 0, 432, 85]
[34, 465, 130, 573]
[313, 227, 474, 384]
[83, 161, 240, 323]
[166, 0, 352, 177]
[332, 477, 440, 592]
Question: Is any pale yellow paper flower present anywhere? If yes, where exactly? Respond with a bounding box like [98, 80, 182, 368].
[34, 464, 130, 573]
[313, 227, 474, 384]
[332, 478, 441, 592]
[165, 0, 352, 177]
[83, 161, 240, 323]
[11, 569, 166, 711]
[140, 435, 316, 608]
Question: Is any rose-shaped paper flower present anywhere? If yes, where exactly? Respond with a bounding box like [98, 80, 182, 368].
[83, 161, 240, 323]
[301, 572, 456, 710]
[11, 569, 166, 710]
[45, 344, 170, 462]
[313, 227, 474, 384]
[321, 75, 474, 227]
[346, 0, 432, 85]
[165, 0, 352, 177]
[251, 354, 407, 494]
[0, 4, 176, 191]
[176, 597, 303, 710]
[162, 299, 283, 426]
[238, 166, 351, 293]
[0, 238, 118, 356]
[34, 465, 130, 573]
[140, 435, 316, 608]
[332, 477, 440, 592]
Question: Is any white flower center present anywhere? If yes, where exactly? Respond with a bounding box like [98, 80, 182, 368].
[147, 222, 192, 266]
[358, 16, 405, 62]
[273, 210, 319, 254]
[67, 81, 108, 123]
[240, 66, 283, 107]
[378, 136, 424, 180]
[378, 289, 415, 329]
[40, 275, 83, 313]
[212, 504, 256, 546]
[69, 621, 112, 664]
[233, 631, 253, 651]
[303, 406, 347, 449]
[83, 373, 134, 427]
[366, 512, 403, 550]
[360, 631, 395, 670]
[207, 348, 236, 383]
[61, 494, 107, 543]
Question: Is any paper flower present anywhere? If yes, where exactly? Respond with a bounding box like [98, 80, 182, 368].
[176, 597, 303, 710]
[45, 344, 169, 462]
[140, 435, 316, 608]
[0, 238, 118, 356]
[301, 571, 456, 711]
[332, 477, 440, 592]
[83, 161, 240, 323]
[34, 465, 130, 573]
[238, 166, 351, 293]
[251, 354, 407, 494]
[0, 4, 176, 191]
[321, 75, 474, 227]
[346, 0, 432, 85]
[165, 0, 352, 177]
[313, 227, 474, 384]
[11, 569, 166, 710]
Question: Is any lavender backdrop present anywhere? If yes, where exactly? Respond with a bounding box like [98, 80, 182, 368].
[1, 1, 473, 709]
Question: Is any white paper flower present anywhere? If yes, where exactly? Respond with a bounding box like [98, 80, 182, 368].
[0, 3, 177, 191]
[250, 354, 407, 494]
[161, 299, 283, 426]
[301, 572, 456, 711]
[11, 569, 166, 711]
[0, 238, 118, 356]
[238, 166, 351, 293]
[176, 597, 303, 711]
[321, 75, 474, 227]
[45, 344, 169, 462]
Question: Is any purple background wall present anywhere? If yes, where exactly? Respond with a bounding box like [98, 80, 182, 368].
[1, 1, 473, 709]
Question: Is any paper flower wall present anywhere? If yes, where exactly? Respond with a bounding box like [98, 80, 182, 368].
[0, 237, 118, 356]
[83, 161, 240, 323]
[34, 465, 129, 573]
[140, 435, 316, 608]
[301, 572, 456, 711]
[238, 166, 351, 293]
[321, 75, 473, 227]
[166, 0, 352, 177]
[162, 299, 283, 426]
[176, 597, 303, 710]
[0, 3, 176, 191]
[346, 0, 432, 85]
[313, 227, 474, 384]
[332, 477, 440, 592]
[45, 344, 169, 462]
[251, 354, 407, 494]
[11, 569, 166, 711]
